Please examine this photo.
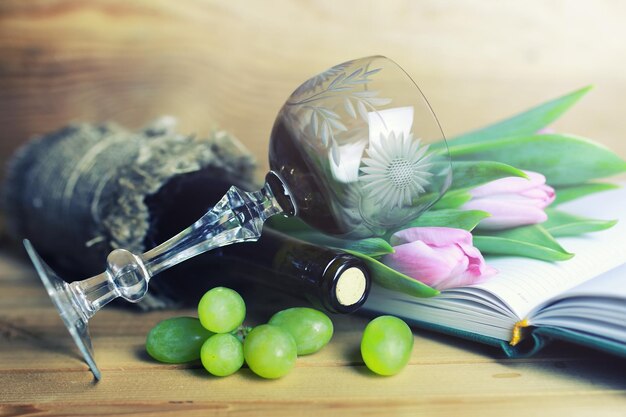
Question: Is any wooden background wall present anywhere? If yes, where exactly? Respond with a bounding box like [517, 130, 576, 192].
[1, 0, 625, 178]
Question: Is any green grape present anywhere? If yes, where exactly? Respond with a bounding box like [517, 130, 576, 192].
[198, 287, 246, 333]
[146, 316, 213, 363]
[268, 307, 333, 355]
[360, 315, 413, 376]
[200, 333, 244, 377]
[243, 324, 297, 379]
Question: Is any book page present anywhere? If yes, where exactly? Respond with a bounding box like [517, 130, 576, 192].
[543, 262, 626, 301]
[527, 263, 626, 343]
[470, 186, 626, 319]
[366, 286, 519, 340]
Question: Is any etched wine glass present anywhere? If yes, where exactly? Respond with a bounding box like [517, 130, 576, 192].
[24, 56, 452, 380]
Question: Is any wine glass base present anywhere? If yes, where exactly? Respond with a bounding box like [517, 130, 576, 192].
[23, 239, 101, 381]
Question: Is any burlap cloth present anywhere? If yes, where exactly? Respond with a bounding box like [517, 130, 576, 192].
[2, 117, 257, 309]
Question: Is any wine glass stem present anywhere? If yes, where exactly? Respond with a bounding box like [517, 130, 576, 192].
[143, 182, 284, 277]
[68, 181, 285, 318]
[69, 272, 116, 321]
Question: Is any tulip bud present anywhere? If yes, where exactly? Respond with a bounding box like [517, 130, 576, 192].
[462, 171, 555, 230]
[383, 227, 496, 290]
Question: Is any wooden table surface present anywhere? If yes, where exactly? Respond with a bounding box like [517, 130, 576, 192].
[2, 1, 626, 416]
[1, 248, 625, 417]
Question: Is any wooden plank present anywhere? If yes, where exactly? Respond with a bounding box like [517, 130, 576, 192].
[0, 306, 502, 371]
[0, 0, 624, 182]
[0, 251, 34, 281]
[2, 293, 625, 414]
[1, 322, 605, 373]
[1, 394, 625, 417]
[2, 255, 626, 416]
[0, 277, 612, 373]
[1, 361, 625, 404]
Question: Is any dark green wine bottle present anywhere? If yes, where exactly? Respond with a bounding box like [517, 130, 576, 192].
[214, 228, 371, 314]
[140, 173, 371, 313]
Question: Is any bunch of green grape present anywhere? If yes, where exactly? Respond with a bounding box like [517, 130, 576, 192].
[146, 286, 414, 378]
[146, 287, 334, 379]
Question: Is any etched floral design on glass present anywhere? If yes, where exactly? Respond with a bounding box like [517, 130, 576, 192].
[360, 129, 433, 210]
[270, 56, 451, 238]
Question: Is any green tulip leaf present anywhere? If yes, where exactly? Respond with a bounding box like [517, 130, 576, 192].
[266, 215, 311, 233]
[447, 134, 626, 186]
[446, 86, 592, 145]
[450, 160, 527, 190]
[543, 209, 617, 237]
[344, 250, 439, 298]
[395, 209, 490, 233]
[267, 216, 393, 257]
[432, 189, 473, 209]
[301, 236, 394, 257]
[553, 182, 620, 205]
[474, 225, 574, 261]
[290, 232, 394, 258]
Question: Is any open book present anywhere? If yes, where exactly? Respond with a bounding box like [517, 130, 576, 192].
[364, 186, 626, 358]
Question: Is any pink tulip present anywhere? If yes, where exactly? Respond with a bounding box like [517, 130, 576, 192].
[461, 171, 555, 230]
[383, 227, 497, 290]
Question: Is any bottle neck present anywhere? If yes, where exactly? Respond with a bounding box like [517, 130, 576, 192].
[212, 229, 371, 313]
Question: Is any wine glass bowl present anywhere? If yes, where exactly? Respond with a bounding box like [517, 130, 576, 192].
[23, 56, 451, 380]
[269, 56, 451, 237]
